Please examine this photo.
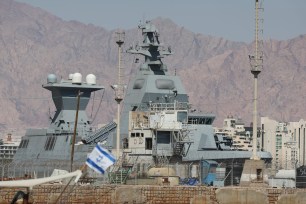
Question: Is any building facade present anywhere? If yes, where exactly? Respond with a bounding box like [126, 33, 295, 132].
[214, 116, 253, 151]
[261, 117, 300, 170]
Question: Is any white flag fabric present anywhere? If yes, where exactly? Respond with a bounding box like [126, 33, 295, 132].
[86, 144, 116, 174]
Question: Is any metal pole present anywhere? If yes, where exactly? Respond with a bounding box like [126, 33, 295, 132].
[199, 158, 202, 185]
[114, 31, 124, 159]
[71, 90, 81, 172]
[1, 153, 5, 180]
[253, 0, 259, 160]
[250, 0, 262, 160]
[252, 75, 258, 159]
[231, 159, 233, 186]
[116, 101, 121, 159]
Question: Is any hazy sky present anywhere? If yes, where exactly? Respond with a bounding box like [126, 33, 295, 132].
[16, 0, 306, 42]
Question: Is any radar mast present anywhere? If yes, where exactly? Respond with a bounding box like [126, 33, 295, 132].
[112, 31, 125, 159]
[250, 0, 264, 160]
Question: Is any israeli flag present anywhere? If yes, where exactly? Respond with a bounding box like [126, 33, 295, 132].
[86, 144, 116, 174]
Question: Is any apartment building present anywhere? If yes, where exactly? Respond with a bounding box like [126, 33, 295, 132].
[261, 117, 300, 170]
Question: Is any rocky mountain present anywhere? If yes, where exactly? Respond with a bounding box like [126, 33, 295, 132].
[0, 0, 306, 136]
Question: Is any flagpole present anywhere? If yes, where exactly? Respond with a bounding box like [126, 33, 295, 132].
[71, 90, 81, 172]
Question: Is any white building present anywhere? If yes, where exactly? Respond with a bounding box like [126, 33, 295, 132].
[0, 133, 21, 159]
[215, 116, 252, 151]
[261, 117, 300, 170]
[287, 119, 305, 167]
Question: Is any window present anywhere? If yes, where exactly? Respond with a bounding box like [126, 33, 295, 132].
[145, 138, 152, 150]
[156, 131, 170, 144]
[177, 112, 187, 123]
[19, 139, 29, 148]
[44, 136, 57, 151]
[130, 132, 143, 137]
[155, 79, 175, 90]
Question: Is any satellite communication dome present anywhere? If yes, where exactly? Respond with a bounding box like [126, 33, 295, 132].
[68, 73, 74, 80]
[86, 74, 96, 85]
[47, 74, 57, 84]
[72, 73, 82, 84]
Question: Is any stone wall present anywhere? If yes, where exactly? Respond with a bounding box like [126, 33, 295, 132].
[1, 185, 306, 204]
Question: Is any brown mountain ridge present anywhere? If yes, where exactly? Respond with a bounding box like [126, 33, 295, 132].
[0, 0, 306, 135]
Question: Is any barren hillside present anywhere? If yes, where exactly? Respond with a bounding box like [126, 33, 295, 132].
[0, 0, 305, 136]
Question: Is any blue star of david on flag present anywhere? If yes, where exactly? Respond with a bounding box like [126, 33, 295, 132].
[86, 144, 116, 174]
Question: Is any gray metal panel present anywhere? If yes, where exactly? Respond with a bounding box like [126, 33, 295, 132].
[25, 129, 47, 136]
[183, 150, 272, 161]
[188, 124, 217, 151]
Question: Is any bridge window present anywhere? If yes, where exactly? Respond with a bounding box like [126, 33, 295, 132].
[177, 111, 187, 123]
[130, 132, 144, 137]
[188, 117, 214, 125]
[156, 131, 170, 144]
[155, 79, 175, 90]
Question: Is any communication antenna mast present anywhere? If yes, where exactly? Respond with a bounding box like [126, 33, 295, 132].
[250, 0, 264, 160]
[112, 31, 125, 159]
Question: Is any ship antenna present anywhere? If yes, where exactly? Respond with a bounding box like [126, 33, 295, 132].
[71, 90, 82, 172]
[250, 0, 264, 160]
[112, 31, 125, 159]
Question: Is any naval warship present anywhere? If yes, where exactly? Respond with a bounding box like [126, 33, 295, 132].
[104, 21, 272, 183]
[11, 21, 271, 185]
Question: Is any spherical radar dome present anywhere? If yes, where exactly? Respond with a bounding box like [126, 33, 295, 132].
[72, 73, 82, 84]
[68, 73, 74, 80]
[47, 74, 57, 84]
[86, 74, 96, 85]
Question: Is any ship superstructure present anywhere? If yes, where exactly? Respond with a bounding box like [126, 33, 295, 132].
[118, 21, 191, 161]
[101, 21, 272, 183]
[12, 73, 104, 177]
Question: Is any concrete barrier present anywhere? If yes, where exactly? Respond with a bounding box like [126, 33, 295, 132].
[216, 188, 268, 204]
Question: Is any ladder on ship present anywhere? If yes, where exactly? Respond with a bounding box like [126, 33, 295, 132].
[173, 124, 193, 157]
[108, 153, 138, 184]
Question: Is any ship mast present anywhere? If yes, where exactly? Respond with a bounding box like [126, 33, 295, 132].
[250, 0, 264, 160]
[112, 31, 125, 158]
[126, 21, 172, 74]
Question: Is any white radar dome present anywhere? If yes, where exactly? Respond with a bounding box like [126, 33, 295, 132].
[47, 74, 57, 84]
[72, 73, 82, 84]
[86, 74, 96, 85]
[68, 73, 74, 80]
